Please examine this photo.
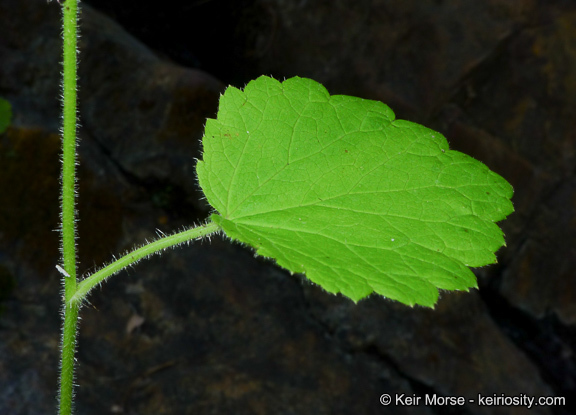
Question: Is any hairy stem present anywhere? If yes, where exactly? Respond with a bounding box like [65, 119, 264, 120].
[59, 302, 79, 415]
[55, 1, 221, 412]
[70, 221, 221, 305]
[58, 0, 80, 414]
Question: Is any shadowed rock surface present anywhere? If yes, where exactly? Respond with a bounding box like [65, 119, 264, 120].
[1, 0, 575, 413]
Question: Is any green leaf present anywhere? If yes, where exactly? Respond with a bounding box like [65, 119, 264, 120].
[0, 98, 11, 134]
[197, 76, 513, 307]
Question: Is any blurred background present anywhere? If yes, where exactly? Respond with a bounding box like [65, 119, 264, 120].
[1, 0, 575, 413]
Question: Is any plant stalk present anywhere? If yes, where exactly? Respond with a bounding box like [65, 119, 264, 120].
[71, 221, 221, 305]
[58, 0, 79, 414]
[56, 1, 220, 412]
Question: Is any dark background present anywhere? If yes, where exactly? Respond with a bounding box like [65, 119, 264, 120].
[1, 0, 575, 414]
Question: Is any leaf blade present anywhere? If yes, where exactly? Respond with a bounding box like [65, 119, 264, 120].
[198, 76, 513, 306]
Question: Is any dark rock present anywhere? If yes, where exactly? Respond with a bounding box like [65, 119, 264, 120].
[78, 7, 225, 215]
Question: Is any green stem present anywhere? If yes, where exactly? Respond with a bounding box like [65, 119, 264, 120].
[58, 0, 79, 414]
[60, 3, 78, 277]
[59, 302, 79, 415]
[55, 1, 220, 412]
[70, 221, 221, 305]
